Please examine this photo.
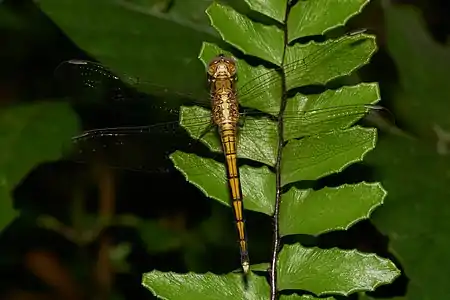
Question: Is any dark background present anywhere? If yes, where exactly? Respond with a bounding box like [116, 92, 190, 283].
[0, 0, 448, 299]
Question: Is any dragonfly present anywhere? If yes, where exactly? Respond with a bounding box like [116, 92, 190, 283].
[55, 30, 383, 274]
[206, 54, 250, 273]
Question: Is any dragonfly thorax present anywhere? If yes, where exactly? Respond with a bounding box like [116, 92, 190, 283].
[209, 56, 239, 125]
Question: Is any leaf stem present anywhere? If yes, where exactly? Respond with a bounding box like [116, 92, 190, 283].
[270, 3, 292, 300]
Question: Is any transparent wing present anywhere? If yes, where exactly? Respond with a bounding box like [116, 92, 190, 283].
[54, 59, 209, 108]
[181, 104, 384, 167]
[55, 30, 372, 114]
[67, 104, 385, 172]
[234, 30, 374, 113]
[55, 59, 132, 103]
[56, 29, 377, 173]
[69, 120, 199, 174]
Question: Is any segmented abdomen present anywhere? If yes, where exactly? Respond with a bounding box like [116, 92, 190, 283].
[219, 122, 249, 274]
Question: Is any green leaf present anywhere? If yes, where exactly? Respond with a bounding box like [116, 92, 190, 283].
[250, 262, 270, 272]
[39, 0, 212, 97]
[142, 271, 270, 300]
[284, 33, 376, 89]
[381, 1, 450, 135]
[206, 2, 284, 65]
[283, 83, 380, 140]
[0, 103, 79, 231]
[366, 3, 450, 299]
[244, 0, 288, 23]
[281, 127, 376, 186]
[277, 244, 400, 295]
[172, 127, 378, 218]
[171, 152, 275, 216]
[281, 295, 335, 300]
[279, 183, 386, 236]
[287, 0, 370, 42]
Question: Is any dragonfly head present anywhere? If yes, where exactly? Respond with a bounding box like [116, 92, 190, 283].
[207, 54, 236, 80]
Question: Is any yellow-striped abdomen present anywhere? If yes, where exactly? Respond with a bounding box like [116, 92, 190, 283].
[219, 123, 249, 274]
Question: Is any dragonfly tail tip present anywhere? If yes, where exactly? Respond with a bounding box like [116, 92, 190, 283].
[242, 261, 250, 274]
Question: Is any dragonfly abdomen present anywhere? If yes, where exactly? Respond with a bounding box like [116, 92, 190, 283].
[219, 123, 249, 274]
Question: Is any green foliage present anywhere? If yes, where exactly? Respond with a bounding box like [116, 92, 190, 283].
[0, 102, 79, 231]
[277, 245, 398, 295]
[279, 183, 385, 236]
[144, 271, 270, 300]
[143, 0, 399, 298]
[243, 0, 287, 23]
[287, 0, 369, 41]
[366, 2, 450, 299]
[38, 0, 214, 98]
[281, 127, 376, 185]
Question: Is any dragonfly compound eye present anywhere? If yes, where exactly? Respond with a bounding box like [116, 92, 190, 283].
[208, 55, 237, 78]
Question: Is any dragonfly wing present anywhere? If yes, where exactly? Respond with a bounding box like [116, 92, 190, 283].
[55, 60, 131, 104]
[179, 102, 385, 169]
[179, 106, 222, 153]
[281, 82, 382, 140]
[232, 31, 374, 115]
[238, 116, 279, 166]
[220, 104, 386, 167]
[283, 104, 380, 141]
[283, 32, 375, 90]
[55, 59, 210, 108]
[68, 116, 214, 173]
[55, 59, 217, 173]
